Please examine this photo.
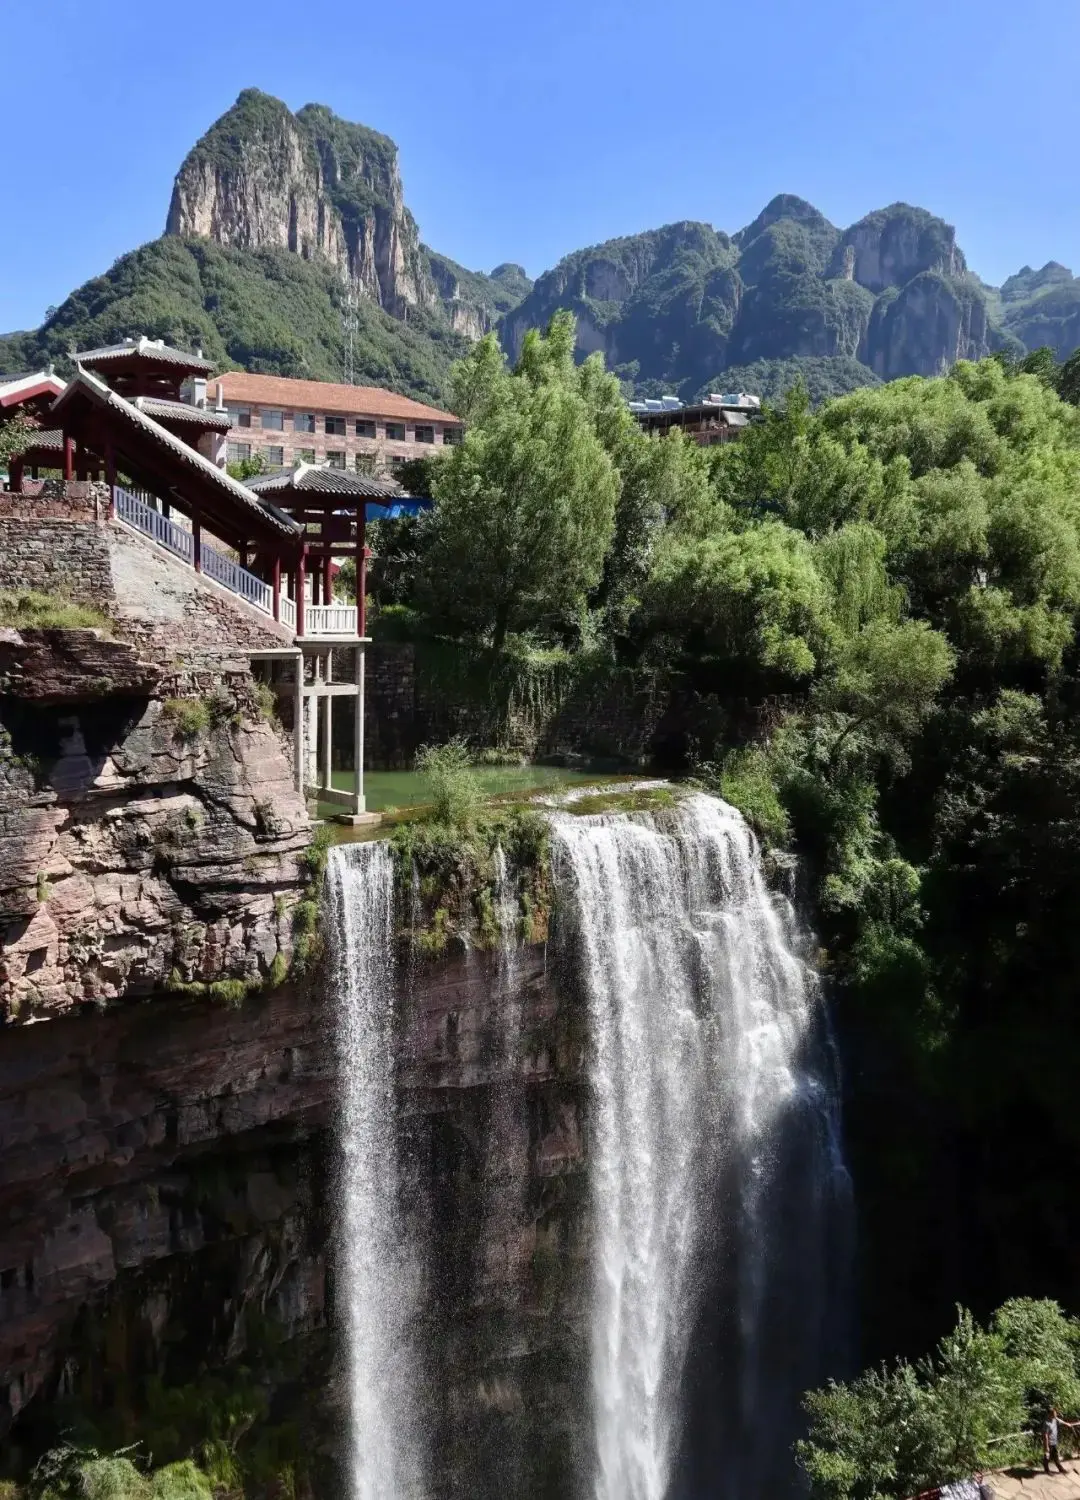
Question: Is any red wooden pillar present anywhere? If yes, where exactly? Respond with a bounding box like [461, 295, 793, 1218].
[62, 434, 75, 482]
[356, 502, 368, 637]
[272, 554, 282, 622]
[75, 443, 87, 482]
[9, 457, 23, 494]
[238, 539, 248, 570]
[296, 546, 307, 637]
[192, 509, 202, 572]
[322, 553, 333, 605]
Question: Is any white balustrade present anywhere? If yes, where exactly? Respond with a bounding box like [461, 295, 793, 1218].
[199, 541, 273, 613]
[113, 486, 194, 565]
[113, 484, 278, 624]
[305, 604, 359, 636]
[112, 486, 360, 636]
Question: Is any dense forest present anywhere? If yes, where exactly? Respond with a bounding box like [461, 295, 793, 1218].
[358, 320, 1080, 1490]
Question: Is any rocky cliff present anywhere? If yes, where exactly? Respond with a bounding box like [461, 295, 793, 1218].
[0, 899, 589, 1497]
[502, 195, 1014, 399]
[167, 90, 436, 319]
[0, 483, 311, 1022]
[165, 89, 532, 347]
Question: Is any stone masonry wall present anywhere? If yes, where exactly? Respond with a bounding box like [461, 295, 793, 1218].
[0, 485, 117, 609]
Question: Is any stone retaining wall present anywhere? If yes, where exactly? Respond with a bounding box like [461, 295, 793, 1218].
[0, 483, 117, 608]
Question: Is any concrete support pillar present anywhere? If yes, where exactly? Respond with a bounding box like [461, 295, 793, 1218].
[353, 642, 366, 815]
[293, 654, 304, 794]
[321, 650, 333, 791]
[322, 693, 332, 792]
[304, 689, 317, 789]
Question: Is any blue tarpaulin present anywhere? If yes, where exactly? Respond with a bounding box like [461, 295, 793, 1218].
[364, 497, 431, 520]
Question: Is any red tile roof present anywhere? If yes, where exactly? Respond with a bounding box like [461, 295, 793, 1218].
[211, 372, 458, 424]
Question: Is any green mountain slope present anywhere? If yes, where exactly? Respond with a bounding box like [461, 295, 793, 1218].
[0, 235, 471, 402]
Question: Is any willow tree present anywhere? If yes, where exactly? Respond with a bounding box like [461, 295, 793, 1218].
[423, 317, 619, 650]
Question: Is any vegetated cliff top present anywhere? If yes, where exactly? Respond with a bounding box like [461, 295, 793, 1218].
[169, 87, 402, 223]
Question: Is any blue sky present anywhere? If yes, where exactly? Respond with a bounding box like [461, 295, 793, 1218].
[2, 0, 1077, 331]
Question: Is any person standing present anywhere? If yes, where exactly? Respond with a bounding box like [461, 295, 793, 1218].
[1043, 1407, 1075, 1473]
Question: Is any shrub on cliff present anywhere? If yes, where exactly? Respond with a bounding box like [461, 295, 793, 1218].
[798, 1299, 1080, 1499]
[415, 737, 480, 826]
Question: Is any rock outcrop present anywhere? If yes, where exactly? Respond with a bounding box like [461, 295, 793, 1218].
[0, 922, 590, 1497]
[830, 203, 967, 293]
[0, 485, 311, 1021]
[165, 89, 531, 346]
[166, 90, 437, 319]
[865, 269, 992, 378]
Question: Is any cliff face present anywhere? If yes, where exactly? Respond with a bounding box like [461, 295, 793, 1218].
[166, 90, 437, 319]
[165, 89, 532, 347]
[503, 197, 1001, 398]
[0, 925, 590, 1497]
[0, 486, 310, 1022]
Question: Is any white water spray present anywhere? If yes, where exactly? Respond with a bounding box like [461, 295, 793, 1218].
[326, 841, 426, 1500]
[552, 793, 850, 1500]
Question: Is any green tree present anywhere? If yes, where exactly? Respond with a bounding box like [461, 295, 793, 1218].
[423, 315, 618, 649]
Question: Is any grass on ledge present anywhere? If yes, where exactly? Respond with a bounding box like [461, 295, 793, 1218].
[564, 785, 679, 817]
[0, 588, 112, 632]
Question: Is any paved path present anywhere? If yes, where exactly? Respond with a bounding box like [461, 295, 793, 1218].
[988, 1457, 1080, 1497]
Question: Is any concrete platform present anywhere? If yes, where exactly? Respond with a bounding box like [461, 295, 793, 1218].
[945, 1457, 1080, 1498]
[333, 810, 382, 828]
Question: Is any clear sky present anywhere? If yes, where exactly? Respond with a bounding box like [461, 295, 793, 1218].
[2, 0, 1077, 332]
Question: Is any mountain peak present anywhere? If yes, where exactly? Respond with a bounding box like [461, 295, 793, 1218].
[735, 195, 835, 248]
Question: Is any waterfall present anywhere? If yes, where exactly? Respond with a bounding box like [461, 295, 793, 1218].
[552, 792, 851, 1500]
[326, 841, 426, 1500]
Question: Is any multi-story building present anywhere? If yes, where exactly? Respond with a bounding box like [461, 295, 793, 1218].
[209, 372, 463, 476]
[628, 391, 761, 447]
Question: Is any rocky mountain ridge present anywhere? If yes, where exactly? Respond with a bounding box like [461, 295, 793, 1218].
[503, 196, 1072, 400]
[2, 91, 1079, 405]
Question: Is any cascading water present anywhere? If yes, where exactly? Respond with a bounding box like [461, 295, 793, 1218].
[552, 792, 851, 1500]
[326, 841, 426, 1500]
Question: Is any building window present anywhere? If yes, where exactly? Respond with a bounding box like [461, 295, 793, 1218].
[228, 406, 251, 428]
[294, 412, 315, 433]
[442, 426, 463, 445]
[294, 447, 316, 464]
[261, 409, 284, 431]
[385, 421, 406, 442]
[326, 450, 346, 470]
[325, 415, 346, 436]
[228, 441, 251, 463]
[389, 454, 407, 470]
[355, 419, 377, 439]
[414, 425, 435, 444]
[355, 452, 378, 477]
[265, 445, 284, 466]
